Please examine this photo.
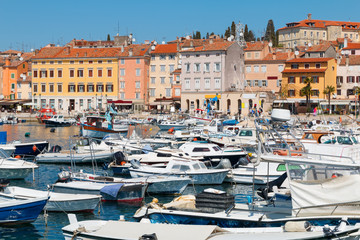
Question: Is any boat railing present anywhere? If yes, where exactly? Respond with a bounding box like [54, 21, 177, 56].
[293, 199, 360, 217]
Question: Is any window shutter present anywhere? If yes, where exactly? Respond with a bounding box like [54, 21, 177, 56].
[347, 76, 350, 83]
[68, 85, 70, 92]
[258, 80, 262, 87]
[265, 80, 268, 87]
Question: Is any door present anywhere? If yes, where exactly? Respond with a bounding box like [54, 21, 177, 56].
[70, 99, 75, 111]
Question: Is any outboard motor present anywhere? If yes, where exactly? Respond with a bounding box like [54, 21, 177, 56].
[0, 179, 10, 192]
[130, 159, 141, 169]
[234, 157, 250, 167]
[257, 172, 288, 200]
[113, 151, 126, 165]
[57, 170, 71, 183]
[213, 158, 232, 169]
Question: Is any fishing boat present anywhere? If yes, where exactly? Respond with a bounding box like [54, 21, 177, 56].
[81, 116, 128, 139]
[51, 181, 146, 204]
[129, 159, 229, 185]
[4, 140, 50, 158]
[43, 115, 75, 127]
[0, 186, 100, 212]
[36, 108, 56, 123]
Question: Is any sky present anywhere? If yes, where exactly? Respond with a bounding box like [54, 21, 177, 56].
[1, 0, 360, 52]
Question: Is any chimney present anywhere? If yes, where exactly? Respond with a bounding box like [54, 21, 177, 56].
[176, 37, 180, 52]
[190, 41, 193, 47]
[272, 52, 276, 60]
[307, 13, 312, 20]
[129, 48, 133, 57]
[121, 45, 124, 53]
[5, 59, 10, 66]
[210, 39, 213, 44]
[346, 55, 349, 66]
[344, 37, 348, 48]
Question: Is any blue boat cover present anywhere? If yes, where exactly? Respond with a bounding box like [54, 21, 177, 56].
[142, 145, 153, 154]
[223, 119, 239, 126]
[100, 184, 124, 198]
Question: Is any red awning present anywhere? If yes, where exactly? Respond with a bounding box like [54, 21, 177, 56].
[107, 100, 132, 105]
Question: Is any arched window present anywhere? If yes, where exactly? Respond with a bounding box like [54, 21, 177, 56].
[249, 99, 253, 108]
[238, 99, 242, 114]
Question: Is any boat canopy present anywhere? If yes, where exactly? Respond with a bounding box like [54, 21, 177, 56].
[100, 184, 124, 198]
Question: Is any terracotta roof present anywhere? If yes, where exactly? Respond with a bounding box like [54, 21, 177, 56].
[117, 44, 150, 57]
[343, 43, 360, 50]
[21, 52, 34, 61]
[245, 41, 268, 51]
[263, 52, 294, 61]
[32, 47, 66, 59]
[181, 41, 234, 52]
[279, 19, 360, 31]
[282, 68, 327, 73]
[2, 50, 22, 54]
[286, 57, 334, 63]
[306, 42, 333, 52]
[151, 44, 178, 54]
[171, 69, 181, 74]
[339, 55, 360, 65]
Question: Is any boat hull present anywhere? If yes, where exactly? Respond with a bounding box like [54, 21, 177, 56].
[43, 120, 72, 127]
[13, 141, 49, 157]
[81, 124, 128, 139]
[0, 167, 35, 179]
[35, 151, 115, 164]
[158, 124, 187, 131]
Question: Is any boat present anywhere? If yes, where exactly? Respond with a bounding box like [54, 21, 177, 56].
[51, 181, 146, 204]
[0, 195, 48, 224]
[1, 115, 18, 124]
[0, 145, 16, 156]
[43, 115, 75, 127]
[5, 140, 49, 158]
[36, 108, 56, 123]
[178, 142, 247, 167]
[0, 149, 38, 179]
[0, 186, 100, 212]
[81, 116, 128, 139]
[129, 159, 229, 185]
[157, 120, 188, 131]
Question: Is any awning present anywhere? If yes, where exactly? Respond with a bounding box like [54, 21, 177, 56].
[150, 102, 172, 106]
[0, 99, 32, 105]
[320, 101, 351, 106]
[107, 100, 132, 106]
[273, 99, 296, 104]
[205, 94, 221, 99]
[242, 94, 256, 99]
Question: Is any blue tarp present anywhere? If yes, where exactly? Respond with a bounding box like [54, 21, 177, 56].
[223, 119, 239, 126]
[100, 184, 124, 198]
[142, 145, 153, 154]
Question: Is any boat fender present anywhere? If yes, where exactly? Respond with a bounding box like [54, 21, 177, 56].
[32, 145, 37, 152]
[168, 127, 175, 133]
[284, 221, 312, 232]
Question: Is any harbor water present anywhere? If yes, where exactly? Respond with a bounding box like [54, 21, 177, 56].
[0, 123, 252, 239]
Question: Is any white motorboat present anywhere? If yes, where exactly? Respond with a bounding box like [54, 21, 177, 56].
[43, 115, 75, 127]
[129, 159, 229, 185]
[0, 186, 101, 212]
[0, 149, 38, 179]
[157, 120, 188, 131]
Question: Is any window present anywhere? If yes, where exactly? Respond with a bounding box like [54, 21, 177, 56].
[120, 59, 125, 64]
[169, 64, 175, 72]
[262, 80, 268, 87]
[169, 77, 173, 84]
[166, 88, 171, 97]
[320, 52, 324, 57]
[150, 89, 155, 97]
[107, 68, 112, 77]
[77, 69, 84, 77]
[246, 52, 251, 58]
[301, 76, 306, 83]
[160, 65, 165, 72]
[255, 52, 260, 59]
[151, 77, 155, 84]
[195, 78, 200, 89]
[151, 65, 156, 72]
[351, 50, 356, 55]
[11, 83, 15, 90]
[246, 66, 251, 73]
[304, 64, 310, 69]
[261, 65, 267, 72]
[79, 61, 83, 64]
[186, 63, 190, 72]
[310, 31, 313, 37]
[57, 84, 62, 93]
[205, 78, 210, 89]
[57, 69, 62, 78]
[160, 55, 166, 60]
[277, 79, 282, 87]
[68, 84, 75, 92]
[17, 93, 22, 99]
[120, 92, 125, 99]
[337, 76, 344, 84]
[246, 80, 251, 87]
[120, 81, 125, 88]
[107, 60, 112, 64]
[304, 31, 307, 37]
[88, 61, 93, 64]
[311, 89, 319, 96]
[135, 92, 140, 99]
[169, 55, 175, 60]
[288, 89, 295, 96]
[106, 84, 113, 92]
[41, 84, 46, 92]
[278, 65, 284, 72]
[49, 69, 54, 78]
[135, 81, 140, 88]
[49, 84, 54, 93]
[33, 84, 38, 93]
[70, 69, 74, 77]
[215, 78, 221, 89]
[254, 80, 259, 86]
[315, 63, 321, 69]
[214, 63, 221, 72]
[96, 84, 104, 92]
[40, 70, 47, 78]
[323, 32, 326, 38]
[185, 79, 190, 89]
[41, 61, 46, 65]
[194, 63, 200, 72]
[33, 61, 38, 65]
[161, 77, 165, 84]
[254, 65, 259, 72]
[98, 69, 102, 77]
[87, 85, 94, 92]
[120, 68, 125, 76]
[175, 88, 180, 96]
[193, 147, 210, 152]
[136, 58, 140, 64]
[98, 60, 102, 64]
[151, 56, 155, 60]
[79, 99, 83, 107]
[33, 70, 38, 78]
[88, 69, 93, 77]
[288, 76, 295, 84]
[11, 73, 15, 79]
[347, 76, 355, 83]
[204, 63, 210, 72]
[78, 84, 85, 92]
[312, 76, 319, 83]
[291, 64, 299, 69]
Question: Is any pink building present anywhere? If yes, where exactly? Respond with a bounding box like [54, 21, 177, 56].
[342, 42, 360, 56]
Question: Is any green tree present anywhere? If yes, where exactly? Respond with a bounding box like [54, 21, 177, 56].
[107, 34, 111, 41]
[206, 32, 209, 39]
[244, 24, 249, 41]
[224, 27, 230, 39]
[323, 85, 336, 114]
[264, 19, 276, 44]
[300, 77, 314, 111]
[354, 86, 360, 117]
[275, 30, 279, 47]
[230, 21, 236, 37]
[248, 30, 255, 42]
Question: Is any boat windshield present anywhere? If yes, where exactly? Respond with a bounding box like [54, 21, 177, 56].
[336, 136, 353, 145]
[0, 149, 11, 159]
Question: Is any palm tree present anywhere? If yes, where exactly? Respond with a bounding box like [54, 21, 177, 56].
[300, 77, 313, 112]
[354, 86, 360, 117]
[323, 85, 335, 114]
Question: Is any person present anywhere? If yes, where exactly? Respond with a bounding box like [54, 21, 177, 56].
[68, 106, 71, 115]
[313, 107, 317, 116]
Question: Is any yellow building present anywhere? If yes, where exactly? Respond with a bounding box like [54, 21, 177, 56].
[31, 45, 119, 112]
[282, 58, 337, 102]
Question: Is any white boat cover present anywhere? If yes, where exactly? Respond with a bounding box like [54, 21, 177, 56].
[290, 175, 360, 217]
